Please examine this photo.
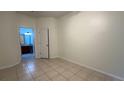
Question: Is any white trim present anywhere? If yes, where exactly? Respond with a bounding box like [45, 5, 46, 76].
[58, 56, 124, 81]
[0, 61, 20, 70]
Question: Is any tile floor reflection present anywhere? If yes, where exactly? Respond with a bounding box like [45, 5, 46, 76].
[0, 54, 120, 81]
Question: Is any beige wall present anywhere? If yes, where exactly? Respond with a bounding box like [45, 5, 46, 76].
[57, 12, 124, 80]
[16, 13, 36, 28]
[0, 12, 21, 69]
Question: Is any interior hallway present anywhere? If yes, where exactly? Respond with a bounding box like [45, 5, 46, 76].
[0, 55, 119, 81]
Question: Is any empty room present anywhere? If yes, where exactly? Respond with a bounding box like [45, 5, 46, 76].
[0, 11, 124, 81]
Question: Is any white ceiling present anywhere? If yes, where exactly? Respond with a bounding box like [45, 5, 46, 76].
[17, 11, 72, 17]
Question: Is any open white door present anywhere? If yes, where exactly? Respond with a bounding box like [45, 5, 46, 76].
[40, 27, 49, 58]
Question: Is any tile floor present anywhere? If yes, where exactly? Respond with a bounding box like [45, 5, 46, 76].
[0, 54, 119, 81]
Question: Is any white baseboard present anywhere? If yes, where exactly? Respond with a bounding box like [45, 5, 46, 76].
[0, 61, 20, 70]
[58, 56, 124, 81]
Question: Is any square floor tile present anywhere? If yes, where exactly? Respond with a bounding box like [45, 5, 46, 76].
[51, 74, 67, 81]
[55, 67, 65, 73]
[69, 75, 86, 81]
[87, 72, 114, 81]
[18, 74, 33, 81]
[75, 68, 93, 79]
[45, 70, 59, 79]
[30, 70, 45, 78]
[34, 74, 50, 81]
[61, 71, 74, 79]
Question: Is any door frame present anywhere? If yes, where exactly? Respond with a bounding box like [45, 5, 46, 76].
[47, 28, 50, 59]
[18, 26, 36, 58]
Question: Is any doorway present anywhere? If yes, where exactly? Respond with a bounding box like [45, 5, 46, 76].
[19, 27, 35, 60]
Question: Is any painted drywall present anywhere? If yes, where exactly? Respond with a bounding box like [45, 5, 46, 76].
[16, 13, 36, 28]
[0, 12, 21, 69]
[57, 12, 124, 79]
[37, 17, 58, 58]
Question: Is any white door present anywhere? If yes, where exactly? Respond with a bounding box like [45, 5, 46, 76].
[40, 27, 49, 58]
